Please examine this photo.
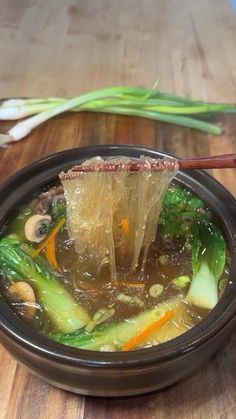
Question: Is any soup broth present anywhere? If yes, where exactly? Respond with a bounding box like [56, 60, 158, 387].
[0, 157, 228, 352]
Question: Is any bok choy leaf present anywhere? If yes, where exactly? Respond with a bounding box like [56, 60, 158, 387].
[187, 220, 226, 309]
[0, 238, 90, 332]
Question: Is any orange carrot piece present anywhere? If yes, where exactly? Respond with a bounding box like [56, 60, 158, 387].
[122, 310, 175, 351]
[121, 218, 130, 235]
[32, 217, 66, 258]
[45, 236, 61, 272]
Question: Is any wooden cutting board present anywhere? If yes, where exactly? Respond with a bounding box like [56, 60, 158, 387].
[0, 112, 235, 419]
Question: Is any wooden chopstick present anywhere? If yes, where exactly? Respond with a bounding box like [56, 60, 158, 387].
[60, 154, 236, 178]
[179, 154, 236, 170]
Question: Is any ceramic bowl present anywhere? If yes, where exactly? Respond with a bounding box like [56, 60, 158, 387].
[0, 145, 235, 396]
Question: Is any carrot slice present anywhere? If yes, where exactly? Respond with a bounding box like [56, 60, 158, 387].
[122, 310, 175, 351]
[32, 217, 66, 258]
[45, 236, 62, 272]
[121, 218, 130, 235]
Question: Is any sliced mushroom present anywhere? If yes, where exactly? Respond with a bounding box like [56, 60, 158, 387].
[8, 281, 37, 319]
[24, 214, 51, 243]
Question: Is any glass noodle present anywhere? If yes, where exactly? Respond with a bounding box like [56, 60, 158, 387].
[60, 156, 178, 279]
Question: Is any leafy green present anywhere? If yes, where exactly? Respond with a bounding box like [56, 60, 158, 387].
[159, 186, 210, 237]
[219, 277, 228, 292]
[187, 220, 226, 309]
[50, 296, 192, 351]
[0, 238, 90, 332]
[159, 188, 226, 310]
[39, 199, 66, 235]
[200, 220, 226, 280]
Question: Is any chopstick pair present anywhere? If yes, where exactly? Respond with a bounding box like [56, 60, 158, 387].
[61, 154, 236, 175]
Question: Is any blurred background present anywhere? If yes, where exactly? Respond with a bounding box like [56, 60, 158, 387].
[0, 0, 236, 102]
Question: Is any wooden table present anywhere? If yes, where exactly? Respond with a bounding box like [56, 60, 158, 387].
[0, 1, 236, 418]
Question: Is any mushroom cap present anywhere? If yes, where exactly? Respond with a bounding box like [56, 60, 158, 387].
[24, 214, 51, 243]
[8, 281, 37, 319]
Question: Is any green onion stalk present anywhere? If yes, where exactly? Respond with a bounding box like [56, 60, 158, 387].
[0, 86, 235, 145]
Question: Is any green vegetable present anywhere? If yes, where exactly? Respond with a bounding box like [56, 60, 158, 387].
[86, 106, 223, 135]
[159, 186, 210, 237]
[0, 86, 235, 145]
[39, 200, 66, 235]
[219, 277, 228, 292]
[159, 188, 226, 310]
[187, 220, 226, 309]
[0, 238, 90, 332]
[50, 296, 192, 350]
[172, 275, 191, 289]
[8, 205, 35, 242]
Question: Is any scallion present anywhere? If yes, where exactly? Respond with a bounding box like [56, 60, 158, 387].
[0, 86, 234, 145]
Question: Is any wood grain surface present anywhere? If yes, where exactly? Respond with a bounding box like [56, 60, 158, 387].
[0, 0, 236, 418]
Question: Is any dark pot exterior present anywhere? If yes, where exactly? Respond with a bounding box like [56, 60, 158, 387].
[0, 145, 236, 397]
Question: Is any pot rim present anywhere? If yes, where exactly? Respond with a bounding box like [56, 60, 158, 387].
[0, 144, 236, 369]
